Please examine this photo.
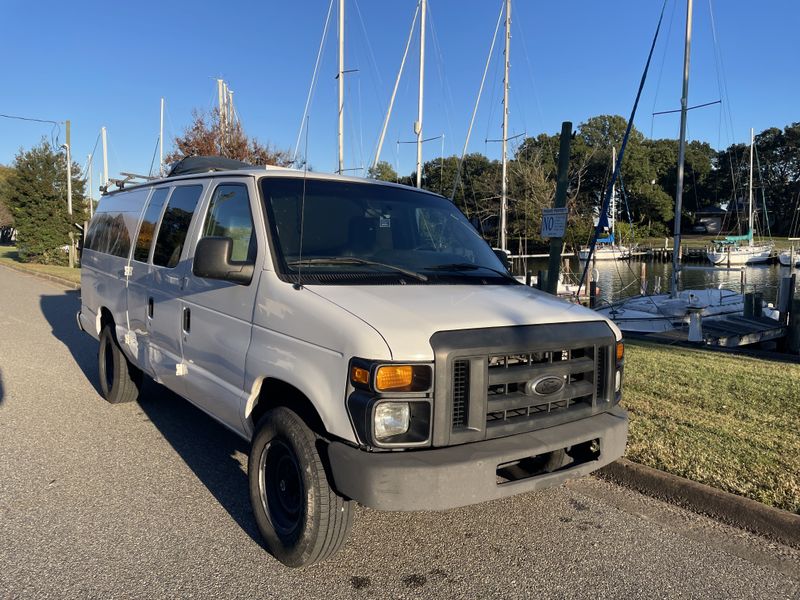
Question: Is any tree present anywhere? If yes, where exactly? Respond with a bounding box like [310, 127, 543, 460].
[165, 109, 293, 167]
[367, 161, 398, 182]
[0, 165, 15, 243]
[6, 140, 87, 264]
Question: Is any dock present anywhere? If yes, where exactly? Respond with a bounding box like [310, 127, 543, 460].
[627, 315, 788, 348]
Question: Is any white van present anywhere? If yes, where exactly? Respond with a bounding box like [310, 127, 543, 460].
[78, 157, 627, 567]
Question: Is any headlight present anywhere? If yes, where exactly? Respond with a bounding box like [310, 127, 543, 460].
[374, 402, 410, 440]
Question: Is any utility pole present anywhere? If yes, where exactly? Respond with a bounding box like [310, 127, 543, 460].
[546, 122, 573, 296]
[337, 0, 345, 174]
[415, 0, 427, 188]
[65, 120, 74, 268]
[748, 127, 754, 246]
[500, 0, 511, 251]
[671, 0, 692, 298]
[101, 126, 108, 191]
[159, 97, 164, 176]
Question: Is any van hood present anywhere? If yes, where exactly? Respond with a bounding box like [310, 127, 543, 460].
[308, 284, 618, 360]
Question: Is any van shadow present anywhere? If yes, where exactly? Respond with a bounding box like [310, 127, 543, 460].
[0, 368, 5, 406]
[38, 289, 264, 548]
[40, 290, 102, 394]
[136, 380, 264, 546]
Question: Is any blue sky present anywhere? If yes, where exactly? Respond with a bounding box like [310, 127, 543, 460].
[1, 0, 797, 185]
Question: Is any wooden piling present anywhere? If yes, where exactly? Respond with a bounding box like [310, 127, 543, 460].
[788, 298, 800, 354]
[640, 262, 647, 295]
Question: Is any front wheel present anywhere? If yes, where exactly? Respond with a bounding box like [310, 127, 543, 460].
[248, 407, 353, 567]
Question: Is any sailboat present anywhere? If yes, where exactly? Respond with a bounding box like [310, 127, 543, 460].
[579, 147, 630, 261]
[593, 0, 776, 334]
[778, 249, 800, 267]
[706, 128, 774, 265]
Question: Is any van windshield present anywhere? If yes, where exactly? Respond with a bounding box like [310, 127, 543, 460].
[261, 178, 514, 285]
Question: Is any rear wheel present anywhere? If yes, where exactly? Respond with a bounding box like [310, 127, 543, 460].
[98, 324, 142, 404]
[248, 407, 353, 567]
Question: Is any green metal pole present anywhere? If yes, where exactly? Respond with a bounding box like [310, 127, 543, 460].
[546, 121, 572, 295]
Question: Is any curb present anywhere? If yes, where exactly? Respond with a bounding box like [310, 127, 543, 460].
[0, 261, 80, 289]
[596, 458, 800, 549]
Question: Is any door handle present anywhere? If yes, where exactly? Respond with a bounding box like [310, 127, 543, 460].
[147, 297, 154, 318]
[182, 307, 191, 333]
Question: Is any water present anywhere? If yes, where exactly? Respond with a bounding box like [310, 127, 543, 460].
[513, 257, 799, 305]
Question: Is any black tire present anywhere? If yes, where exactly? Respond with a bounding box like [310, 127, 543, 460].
[98, 324, 142, 404]
[248, 407, 353, 567]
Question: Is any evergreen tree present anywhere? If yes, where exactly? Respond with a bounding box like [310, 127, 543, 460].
[6, 140, 87, 264]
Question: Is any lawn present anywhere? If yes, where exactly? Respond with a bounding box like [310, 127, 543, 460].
[637, 235, 796, 251]
[623, 340, 800, 513]
[0, 245, 81, 284]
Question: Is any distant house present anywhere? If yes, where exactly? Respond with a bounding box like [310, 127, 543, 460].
[693, 205, 726, 234]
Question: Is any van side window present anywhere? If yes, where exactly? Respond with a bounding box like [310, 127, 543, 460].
[85, 188, 148, 257]
[202, 184, 256, 262]
[133, 188, 170, 263]
[152, 185, 203, 268]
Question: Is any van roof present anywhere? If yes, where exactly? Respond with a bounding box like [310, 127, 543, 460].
[102, 163, 437, 197]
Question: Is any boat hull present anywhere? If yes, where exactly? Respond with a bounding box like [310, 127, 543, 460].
[706, 245, 772, 265]
[778, 251, 800, 267]
[578, 245, 629, 261]
[594, 288, 766, 334]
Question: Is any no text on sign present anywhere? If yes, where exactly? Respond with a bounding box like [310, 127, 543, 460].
[540, 207, 568, 238]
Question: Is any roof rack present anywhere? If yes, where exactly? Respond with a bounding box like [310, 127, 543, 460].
[167, 156, 255, 177]
[100, 172, 157, 193]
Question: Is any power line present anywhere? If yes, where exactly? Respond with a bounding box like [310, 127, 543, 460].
[0, 113, 62, 125]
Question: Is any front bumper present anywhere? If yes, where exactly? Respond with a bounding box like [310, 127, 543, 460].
[328, 405, 628, 511]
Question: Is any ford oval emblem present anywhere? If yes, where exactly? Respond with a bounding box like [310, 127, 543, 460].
[526, 376, 565, 396]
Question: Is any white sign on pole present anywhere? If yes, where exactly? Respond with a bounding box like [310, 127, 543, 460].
[540, 207, 568, 238]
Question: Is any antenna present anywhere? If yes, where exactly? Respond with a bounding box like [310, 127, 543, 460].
[294, 116, 311, 290]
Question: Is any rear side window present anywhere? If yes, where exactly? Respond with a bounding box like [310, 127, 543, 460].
[85, 188, 148, 257]
[202, 184, 256, 262]
[152, 185, 203, 268]
[133, 188, 170, 263]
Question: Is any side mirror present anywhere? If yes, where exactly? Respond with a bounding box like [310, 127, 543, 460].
[193, 236, 254, 285]
[492, 248, 511, 271]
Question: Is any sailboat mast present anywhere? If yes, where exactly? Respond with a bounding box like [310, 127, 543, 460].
[337, 0, 345, 174]
[500, 0, 511, 252]
[159, 97, 164, 176]
[671, 0, 693, 298]
[87, 154, 93, 218]
[611, 146, 616, 239]
[101, 126, 108, 190]
[748, 127, 754, 246]
[415, 0, 427, 188]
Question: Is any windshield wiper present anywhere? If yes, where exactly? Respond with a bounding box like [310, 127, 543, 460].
[287, 257, 428, 281]
[425, 262, 517, 282]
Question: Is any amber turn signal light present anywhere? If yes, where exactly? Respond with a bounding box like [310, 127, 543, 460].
[616, 341, 625, 363]
[375, 365, 414, 391]
[350, 366, 370, 386]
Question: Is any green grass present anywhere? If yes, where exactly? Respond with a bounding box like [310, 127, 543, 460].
[623, 341, 800, 513]
[0, 245, 81, 284]
[637, 235, 796, 251]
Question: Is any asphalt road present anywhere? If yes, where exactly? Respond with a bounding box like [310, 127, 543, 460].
[1, 265, 798, 600]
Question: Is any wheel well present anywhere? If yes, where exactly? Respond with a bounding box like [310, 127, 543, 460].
[250, 379, 327, 436]
[99, 307, 114, 335]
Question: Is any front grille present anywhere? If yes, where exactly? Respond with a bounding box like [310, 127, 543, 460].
[484, 347, 600, 428]
[431, 322, 616, 446]
[452, 359, 469, 429]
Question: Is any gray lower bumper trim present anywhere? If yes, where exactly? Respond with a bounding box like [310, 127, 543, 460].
[328, 406, 628, 511]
